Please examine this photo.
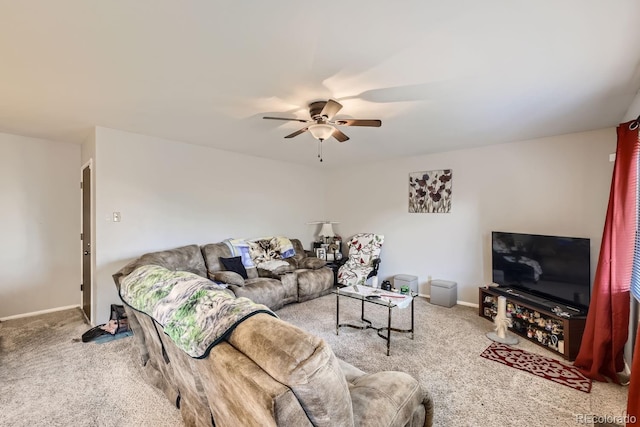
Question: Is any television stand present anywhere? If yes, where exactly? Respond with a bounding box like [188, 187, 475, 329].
[500, 287, 549, 306]
[564, 305, 583, 314]
[479, 287, 586, 361]
[491, 286, 586, 316]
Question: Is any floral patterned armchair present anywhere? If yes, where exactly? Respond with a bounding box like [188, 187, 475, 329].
[337, 233, 384, 287]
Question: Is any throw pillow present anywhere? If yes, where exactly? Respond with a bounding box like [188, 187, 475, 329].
[222, 239, 256, 268]
[209, 270, 245, 287]
[219, 256, 248, 279]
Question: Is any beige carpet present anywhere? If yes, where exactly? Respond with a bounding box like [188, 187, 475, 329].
[0, 308, 183, 427]
[277, 295, 628, 427]
[0, 295, 629, 426]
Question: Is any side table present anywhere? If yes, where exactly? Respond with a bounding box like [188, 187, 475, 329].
[325, 258, 346, 286]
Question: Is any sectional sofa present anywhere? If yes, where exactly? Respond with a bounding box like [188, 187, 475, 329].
[203, 238, 334, 309]
[112, 238, 434, 426]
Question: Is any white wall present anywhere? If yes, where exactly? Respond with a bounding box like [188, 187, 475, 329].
[1, 124, 614, 321]
[326, 128, 616, 305]
[0, 132, 80, 318]
[92, 127, 326, 323]
[81, 129, 95, 166]
[622, 90, 640, 122]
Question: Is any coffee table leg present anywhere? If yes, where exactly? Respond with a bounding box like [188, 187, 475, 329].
[336, 292, 339, 335]
[387, 305, 392, 356]
[411, 296, 415, 340]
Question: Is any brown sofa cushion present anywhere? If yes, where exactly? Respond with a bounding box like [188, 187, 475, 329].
[299, 257, 326, 270]
[349, 370, 426, 427]
[257, 264, 296, 278]
[228, 314, 354, 427]
[296, 268, 333, 302]
[115, 245, 207, 290]
[337, 359, 430, 427]
[232, 278, 286, 310]
[210, 270, 245, 287]
[289, 253, 305, 268]
[201, 243, 260, 279]
[196, 341, 314, 427]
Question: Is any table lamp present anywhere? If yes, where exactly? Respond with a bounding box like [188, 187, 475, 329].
[319, 222, 335, 244]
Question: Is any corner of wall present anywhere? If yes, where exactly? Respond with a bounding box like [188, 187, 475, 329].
[622, 90, 640, 122]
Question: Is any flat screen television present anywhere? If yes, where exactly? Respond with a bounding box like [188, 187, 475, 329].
[491, 231, 591, 312]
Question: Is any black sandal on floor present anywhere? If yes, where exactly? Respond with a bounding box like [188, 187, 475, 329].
[81, 325, 109, 343]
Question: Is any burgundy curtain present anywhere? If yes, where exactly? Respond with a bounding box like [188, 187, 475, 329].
[574, 122, 638, 383]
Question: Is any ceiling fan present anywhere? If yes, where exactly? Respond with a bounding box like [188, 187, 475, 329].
[263, 99, 381, 161]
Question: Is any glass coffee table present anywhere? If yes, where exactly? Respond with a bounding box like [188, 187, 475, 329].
[333, 285, 415, 356]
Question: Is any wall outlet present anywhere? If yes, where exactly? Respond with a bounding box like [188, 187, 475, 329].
[113, 212, 121, 222]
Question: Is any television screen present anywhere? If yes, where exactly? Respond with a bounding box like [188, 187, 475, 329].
[491, 231, 591, 311]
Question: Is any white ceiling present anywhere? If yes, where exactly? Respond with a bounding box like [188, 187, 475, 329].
[1, 1, 639, 167]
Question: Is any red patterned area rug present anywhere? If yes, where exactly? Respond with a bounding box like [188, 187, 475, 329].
[481, 342, 592, 393]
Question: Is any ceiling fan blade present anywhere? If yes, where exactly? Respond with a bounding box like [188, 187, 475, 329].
[333, 119, 382, 127]
[332, 128, 350, 143]
[320, 99, 343, 120]
[263, 116, 311, 123]
[284, 127, 309, 138]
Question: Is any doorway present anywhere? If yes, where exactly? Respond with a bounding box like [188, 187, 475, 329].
[81, 161, 92, 322]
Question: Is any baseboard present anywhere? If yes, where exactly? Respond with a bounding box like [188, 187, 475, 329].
[0, 304, 80, 321]
[457, 300, 479, 308]
[418, 294, 478, 308]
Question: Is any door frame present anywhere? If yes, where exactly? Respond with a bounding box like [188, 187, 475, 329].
[80, 159, 95, 325]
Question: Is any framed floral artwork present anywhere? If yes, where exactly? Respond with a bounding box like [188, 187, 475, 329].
[409, 169, 452, 213]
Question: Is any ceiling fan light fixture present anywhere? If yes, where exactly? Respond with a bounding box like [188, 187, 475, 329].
[308, 124, 334, 141]
[263, 99, 381, 145]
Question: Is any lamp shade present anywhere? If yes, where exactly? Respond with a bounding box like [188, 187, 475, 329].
[308, 124, 334, 141]
[319, 222, 335, 238]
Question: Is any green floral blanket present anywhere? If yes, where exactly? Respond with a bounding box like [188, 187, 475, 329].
[119, 264, 276, 358]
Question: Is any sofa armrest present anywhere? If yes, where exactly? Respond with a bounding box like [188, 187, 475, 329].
[257, 264, 295, 278]
[367, 258, 381, 279]
[228, 314, 355, 427]
[345, 367, 431, 427]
